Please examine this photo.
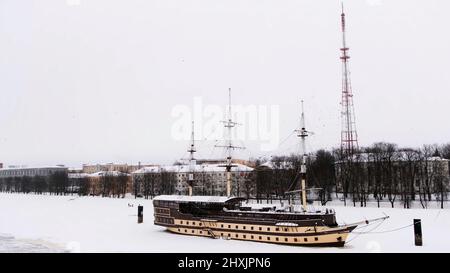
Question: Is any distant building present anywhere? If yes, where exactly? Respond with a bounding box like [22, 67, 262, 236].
[0, 166, 68, 178]
[82, 163, 156, 174]
[132, 163, 254, 197]
[195, 159, 256, 168]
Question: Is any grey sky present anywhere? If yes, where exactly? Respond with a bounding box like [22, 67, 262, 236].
[1, 0, 449, 168]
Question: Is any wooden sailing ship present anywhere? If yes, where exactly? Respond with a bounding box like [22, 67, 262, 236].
[152, 90, 386, 247]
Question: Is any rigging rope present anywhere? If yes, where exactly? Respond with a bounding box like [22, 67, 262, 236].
[353, 220, 420, 234]
[347, 219, 421, 244]
[346, 218, 386, 243]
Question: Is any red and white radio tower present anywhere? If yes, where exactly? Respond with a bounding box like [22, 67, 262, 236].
[339, 3, 359, 155]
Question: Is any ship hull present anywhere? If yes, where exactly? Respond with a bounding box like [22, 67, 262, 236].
[164, 224, 355, 247]
[156, 216, 356, 247]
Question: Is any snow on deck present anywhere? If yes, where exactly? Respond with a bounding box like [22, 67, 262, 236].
[0, 193, 449, 253]
[153, 195, 242, 203]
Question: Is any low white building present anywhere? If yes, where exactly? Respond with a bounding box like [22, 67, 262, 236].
[132, 163, 254, 197]
[0, 166, 68, 178]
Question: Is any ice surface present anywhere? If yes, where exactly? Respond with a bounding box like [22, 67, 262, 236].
[0, 193, 449, 253]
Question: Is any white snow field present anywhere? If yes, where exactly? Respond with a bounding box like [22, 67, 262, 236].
[0, 193, 449, 253]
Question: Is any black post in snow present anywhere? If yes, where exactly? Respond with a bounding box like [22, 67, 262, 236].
[138, 205, 143, 224]
[414, 219, 422, 246]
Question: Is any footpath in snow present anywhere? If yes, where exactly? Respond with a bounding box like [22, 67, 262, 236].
[0, 193, 449, 253]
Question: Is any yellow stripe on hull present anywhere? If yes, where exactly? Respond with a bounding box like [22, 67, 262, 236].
[166, 226, 351, 247]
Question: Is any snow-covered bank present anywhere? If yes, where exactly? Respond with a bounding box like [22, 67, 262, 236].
[0, 193, 449, 252]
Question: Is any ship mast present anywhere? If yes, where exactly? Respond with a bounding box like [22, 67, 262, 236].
[187, 121, 196, 196]
[296, 100, 309, 211]
[216, 88, 244, 197]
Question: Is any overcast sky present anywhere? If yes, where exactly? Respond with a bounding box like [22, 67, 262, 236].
[1, 0, 449, 168]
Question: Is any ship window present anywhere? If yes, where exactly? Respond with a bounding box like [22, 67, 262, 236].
[200, 231, 202, 234]
[228, 234, 231, 237]
[243, 235, 246, 239]
[304, 238, 308, 242]
[267, 237, 270, 241]
[192, 230, 195, 234]
[221, 233, 224, 236]
[185, 229, 187, 233]
[251, 227, 254, 230]
[235, 234, 238, 238]
[243, 226, 246, 230]
[284, 228, 288, 232]
[199, 223, 202, 226]
[251, 236, 254, 239]
[259, 236, 262, 240]
[192, 222, 195, 226]
[267, 227, 270, 231]
[285, 238, 288, 242]
[259, 227, 262, 231]
[276, 237, 279, 241]
[221, 224, 224, 228]
[177, 229, 180, 232]
[275, 228, 279, 231]
[315, 237, 318, 241]
[228, 225, 231, 228]
[180, 221, 183, 224]
[187, 221, 189, 225]
[294, 238, 298, 242]
[235, 225, 238, 229]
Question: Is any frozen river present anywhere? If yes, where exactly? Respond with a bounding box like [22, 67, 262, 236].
[1, 193, 449, 252]
[0, 234, 66, 253]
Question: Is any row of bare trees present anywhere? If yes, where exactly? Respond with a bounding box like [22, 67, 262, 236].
[335, 142, 450, 209]
[1, 143, 448, 209]
[0, 172, 70, 195]
[134, 171, 177, 199]
[0, 171, 131, 198]
[70, 173, 130, 198]
[251, 142, 450, 209]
